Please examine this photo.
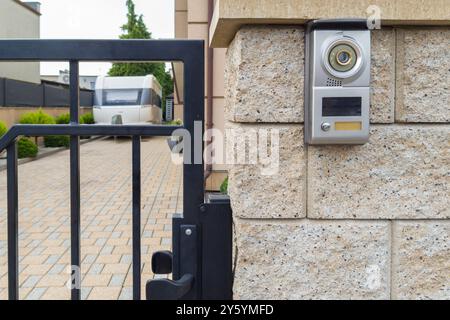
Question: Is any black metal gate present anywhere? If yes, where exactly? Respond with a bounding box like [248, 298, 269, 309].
[0, 40, 232, 300]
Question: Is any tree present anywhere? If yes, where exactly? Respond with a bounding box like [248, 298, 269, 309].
[109, 0, 173, 113]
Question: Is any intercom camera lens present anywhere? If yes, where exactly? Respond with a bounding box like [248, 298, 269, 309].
[337, 50, 351, 65]
[328, 43, 358, 73]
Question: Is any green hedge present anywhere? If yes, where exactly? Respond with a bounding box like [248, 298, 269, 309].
[43, 112, 96, 145]
[18, 138, 38, 159]
[80, 113, 95, 139]
[220, 177, 228, 194]
[55, 113, 70, 124]
[55, 112, 95, 125]
[44, 135, 70, 148]
[0, 121, 7, 137]
[53, 114, 70, 143]
[19, 109, 55, 125]
[80, 112, 95, 124]
[167, 119, 183, 126]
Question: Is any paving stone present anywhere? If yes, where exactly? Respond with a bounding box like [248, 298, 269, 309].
[83, 274, 112, 287]
[37, 274, 68, 288]
[102, 264, 130, 274]
[118, 287, 132, 300]
[96, 254, 122, 264]
[88, 287, 121, 300]
[100, 246, 113, 255]
[95, 238, 107, 246]
[22, 264, 52, 276]
[161, 238, 172, 246]
[82, 254, 97, 264]
[44, 255, 60, 265]
[120, 255, 132, 264]
[81, 287, 92, 300]
[40, 287, 70, 300]
[111, 231, 122, 239]
[143, 230, 153, 238]
[88, 263, 104, 275]
[110, 274, 126, 287]
[25, 287, 47, 300]
[48, 264, 65, 275]
[0, 138, 178, 299]
[22, 275, 42, 288]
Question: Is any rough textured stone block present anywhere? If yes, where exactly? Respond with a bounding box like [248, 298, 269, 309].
[392, 221, 450, 299]
[225, 27, 398, 123]
[308, 125, 450, 219]
[370, 29, 395, 123]
[225, 26, 304, 123]
[233, 220, 390, 300]
[227, 124, 306, 218]
[396, 28, 450, 122]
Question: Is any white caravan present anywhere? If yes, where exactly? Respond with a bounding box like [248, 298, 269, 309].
[93, 75, 162, 124]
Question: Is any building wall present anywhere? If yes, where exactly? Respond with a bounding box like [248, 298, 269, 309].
[0, 0, 40, 84]
[174, 0, 227, 191]
[225, 26, 449, 299]
[41, 73, 98, 90]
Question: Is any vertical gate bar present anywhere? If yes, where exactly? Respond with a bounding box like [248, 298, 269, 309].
[7, 141, 18, 300]
[69, 60, 81, 300]
[175, 41, 205, 299]
[182, 45, 205, 221]
[132, 136, 141, 300]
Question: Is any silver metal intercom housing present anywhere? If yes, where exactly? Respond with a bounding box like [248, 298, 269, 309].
[305, 19, 371, 145]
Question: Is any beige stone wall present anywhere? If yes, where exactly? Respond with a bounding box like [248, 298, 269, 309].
[225, 26, 449, 299]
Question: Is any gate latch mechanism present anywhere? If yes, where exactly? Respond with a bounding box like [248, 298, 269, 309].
[146, 224, 197, 300]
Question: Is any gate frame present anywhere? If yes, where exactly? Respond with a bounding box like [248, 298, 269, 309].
[0, 40, 232, 300]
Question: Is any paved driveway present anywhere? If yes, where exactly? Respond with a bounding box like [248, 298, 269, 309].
[0, 137, 183, 299]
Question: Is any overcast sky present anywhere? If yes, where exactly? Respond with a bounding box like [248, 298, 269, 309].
[38, 0, 174, 75]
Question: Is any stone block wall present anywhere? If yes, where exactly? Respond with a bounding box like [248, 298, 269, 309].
[225, 26, 449, 299]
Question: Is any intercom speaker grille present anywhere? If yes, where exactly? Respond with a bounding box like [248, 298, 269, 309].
[326, 78, 342, 87]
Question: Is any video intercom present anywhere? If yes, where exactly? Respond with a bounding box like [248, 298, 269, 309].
[304, 19, 371, 145]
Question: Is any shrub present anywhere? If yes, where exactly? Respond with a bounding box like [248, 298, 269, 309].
[44, 135, 70, 148]
[55, 112, 95, 125]
[0, 121, 7, 137]
[19, 109, 55, 125]
[220, 177, 228, 194]
[18, 137, 38, 159]
[80, 112, 95, 124]
[55, 113, 70, 124]
[79, 113, 95, 139]
[52, 112, 94, 141]
[167, 119, 183, 126]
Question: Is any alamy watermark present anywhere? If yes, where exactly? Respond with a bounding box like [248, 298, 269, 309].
[67, 265, 81, 290]
[169, 121, 280, 176]
[366, 5, 382, 30]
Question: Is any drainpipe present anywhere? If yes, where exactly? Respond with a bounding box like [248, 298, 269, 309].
[205, 0, 214, 182]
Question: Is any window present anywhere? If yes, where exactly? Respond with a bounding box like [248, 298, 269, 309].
[102, 89, 142, 106]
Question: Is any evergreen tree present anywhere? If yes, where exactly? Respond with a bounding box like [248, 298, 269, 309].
[109, 0, 173, 112]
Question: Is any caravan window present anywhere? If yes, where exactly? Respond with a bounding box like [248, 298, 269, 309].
[141, 89, 162, 108]
[102, 89, 143, 106]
